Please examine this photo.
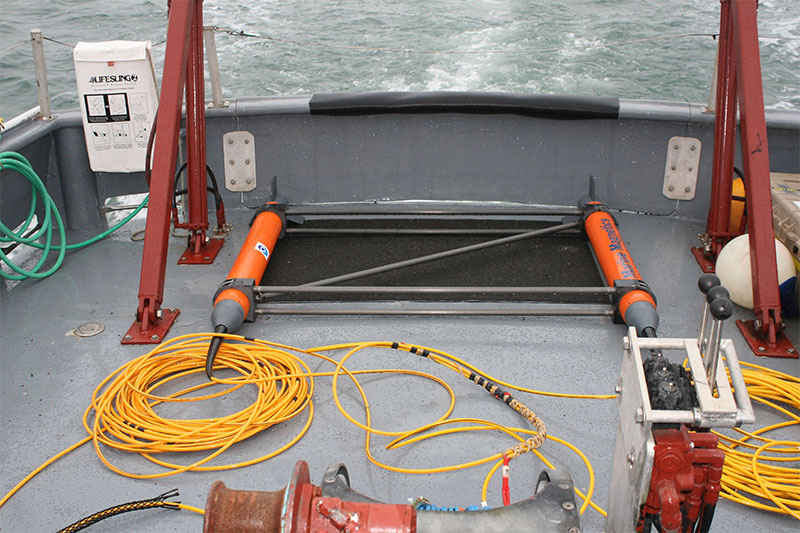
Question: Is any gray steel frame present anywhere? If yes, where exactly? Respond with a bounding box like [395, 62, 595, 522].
[254, 220, 611, 317]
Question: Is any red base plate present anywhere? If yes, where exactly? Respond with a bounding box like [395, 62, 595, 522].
[122, 308, 180, 344]
[178, 237, 225, 265]
[690, 246, 716, 273]
[736, 319, 798, 358]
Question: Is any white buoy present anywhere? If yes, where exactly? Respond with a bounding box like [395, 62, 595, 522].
[715, 234, 796, 309]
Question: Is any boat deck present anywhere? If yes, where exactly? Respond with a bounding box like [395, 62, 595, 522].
[1, 204, 798, 532]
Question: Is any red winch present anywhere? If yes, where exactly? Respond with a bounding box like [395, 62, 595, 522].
[203, 461, 581, 533]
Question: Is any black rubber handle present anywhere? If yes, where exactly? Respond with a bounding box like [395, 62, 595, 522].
[707, 285, 730, 303]
[698, 274, 721, 295]
[710, 297, 734, 321]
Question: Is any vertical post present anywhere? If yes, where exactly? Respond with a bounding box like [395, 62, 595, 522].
[124, 0, 194, 343]
[707, 2, 737, 258]
[203, 25, 226, 107]
[177, 1, 225, 264]
[29, 29, 52, 120]
[730, 0, 782, 342]
[184, 1, 210, 252]
[706, 37, 719, 114]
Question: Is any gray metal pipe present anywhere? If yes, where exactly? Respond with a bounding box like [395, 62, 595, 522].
[30, 30, 52, 120]
[254, 285, 614, 295]
[259, 221, 580, 298]
[203, 25, 226, 107]
[254, 304, 614, 316]
[285, 227, 569, 236]
[286, 206, 583, 216]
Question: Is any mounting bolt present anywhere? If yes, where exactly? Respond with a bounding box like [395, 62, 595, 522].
[559, 483, 571, 490]
[690, 145, 696, 151]
[561, 501, 575, 511]
[668, 185, 675, 191]
[568, 529, 581, 533]
[673, 144, 679, 150]
[181, 256, 187, 261]
[123, 334, 132, 341]
[150, 334, 160, 341]
[245, 159, 251, 165]
[685, 187, 691, 193]
[615, 383, 622, 395]
[758, 346, 766, 352]
[228, 139, 233, 144]
[670, 165, 677, 171]
[229, 159, 235, 165]
[156, 309, 163, 318]
[622, 337, 630, 350]
[788, 348, 796, 354]
[244, 138, 250, 144]
[635, 407, 644, 423]
[204, 256, 210, 261]
[688, 167, 693, 172]
[246, 179, 252, 184]
[231, 179, 236, 185]
[627, 450, 636, 467]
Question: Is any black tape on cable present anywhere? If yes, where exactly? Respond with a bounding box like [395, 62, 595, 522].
[309, 92, 620, 120]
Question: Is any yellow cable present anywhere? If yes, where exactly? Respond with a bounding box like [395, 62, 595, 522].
[176, 503, 205, 515]
[710, 360, 800, 520]
[1, 333, 606, 521]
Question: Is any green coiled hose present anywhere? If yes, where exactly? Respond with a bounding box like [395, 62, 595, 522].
[0, 150, 148, 280]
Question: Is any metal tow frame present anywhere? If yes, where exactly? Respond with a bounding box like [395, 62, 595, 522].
[253, 219, 616, 317]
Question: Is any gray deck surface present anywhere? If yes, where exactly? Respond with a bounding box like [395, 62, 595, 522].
[1, 206, 798, 532]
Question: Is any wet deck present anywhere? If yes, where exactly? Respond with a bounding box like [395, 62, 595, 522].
[1, 204, 797, 532]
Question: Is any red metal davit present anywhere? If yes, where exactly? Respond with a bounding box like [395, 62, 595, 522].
[692, 0, 796, 358]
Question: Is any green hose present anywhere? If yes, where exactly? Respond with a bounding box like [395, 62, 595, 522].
[0, 151, 148, 281]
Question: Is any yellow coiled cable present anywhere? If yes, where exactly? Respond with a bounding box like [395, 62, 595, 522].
[0, 333, 608, 517]
[712, 360, 800, 520]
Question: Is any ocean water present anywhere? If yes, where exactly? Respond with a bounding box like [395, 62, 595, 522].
[1, 0, 798, 121]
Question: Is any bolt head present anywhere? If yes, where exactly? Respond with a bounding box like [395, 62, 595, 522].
[246, 179, 252, 184]
[229, 159, 235, 165]
[615, 384, 622, 394]
[635, 407, 644, 423]
[788, 348, 796, 354]
[668, 185, 675, 191]
[123, 334, 132, 341]
[245, 159, 251, 164]
[685, 187, 691, 193]
[230, 179, 236, 185]
[559, 483, 571, 490]
[671, 165, 677, 171]
[690, 145, 696, 151]
[673, 144, 679, 149]
[228, 139, 233, 144]
[204, 256, 210, 261]
[561, 501, 575, 511]
[244, 139, 250, 144]
[150, 334, 160, 341]
[758, 346, 766, 352]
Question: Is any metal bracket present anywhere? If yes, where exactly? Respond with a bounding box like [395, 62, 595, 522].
[223, 131, 256, 191]
[663, 136, 701, 200]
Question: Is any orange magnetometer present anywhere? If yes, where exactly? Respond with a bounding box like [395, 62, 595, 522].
[207, 205, 284, 378]
[583, 201, 659, 335]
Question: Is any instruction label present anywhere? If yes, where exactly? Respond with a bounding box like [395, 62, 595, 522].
[74, 41, 158, 172]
